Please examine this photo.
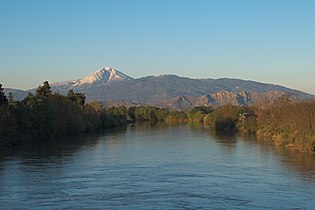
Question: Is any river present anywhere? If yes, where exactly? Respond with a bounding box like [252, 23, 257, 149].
[0, 123, 314, 209]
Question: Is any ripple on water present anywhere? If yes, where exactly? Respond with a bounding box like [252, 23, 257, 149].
[0, 124, 314, 209]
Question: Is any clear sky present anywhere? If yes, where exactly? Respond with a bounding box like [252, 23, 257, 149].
[1, 0, 314, 94]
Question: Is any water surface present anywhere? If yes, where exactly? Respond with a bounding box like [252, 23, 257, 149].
[0, 123, 314, 209]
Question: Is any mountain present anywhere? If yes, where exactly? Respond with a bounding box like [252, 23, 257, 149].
[51, 66, 133, 91]
[4, 66, 315, 109]
[3, 88, 28, 101]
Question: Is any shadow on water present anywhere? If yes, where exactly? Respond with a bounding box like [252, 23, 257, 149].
[274, 146, 315, 179]
[189, 123, 238, 153]
[131, 121, 184, 132]
[0, 127, 128, 166]
[189, 122, 315, 180]
[247, 134, 315, 180]
[1, 122, 314, 181]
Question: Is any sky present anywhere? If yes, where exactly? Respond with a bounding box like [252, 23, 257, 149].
[0, 0, 314, 94]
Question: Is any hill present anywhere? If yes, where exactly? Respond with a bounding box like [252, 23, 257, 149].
[4, 66, 314, 109]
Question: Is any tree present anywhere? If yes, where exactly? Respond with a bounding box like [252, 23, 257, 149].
[36, 81, 52, 97]
[67, 90, 86, 107]
[0, 84, 8, 106]
[49, 93, 85, 136]
[205, 105, 240, 132]
[8, 93, 15, 107]
[19, 85, 56, 141]
[0, 86, 11, 135]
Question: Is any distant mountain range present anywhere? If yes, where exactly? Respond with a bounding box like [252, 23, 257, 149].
[4, 66, 315, 109]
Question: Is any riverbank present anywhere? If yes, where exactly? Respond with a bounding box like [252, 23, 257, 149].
[1, 82, 314, 153]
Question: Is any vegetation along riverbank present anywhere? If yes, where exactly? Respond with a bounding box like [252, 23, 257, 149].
[1, 82, 314, 153]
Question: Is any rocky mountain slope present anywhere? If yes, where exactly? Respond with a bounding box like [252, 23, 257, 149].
[4, 66, 314, 109]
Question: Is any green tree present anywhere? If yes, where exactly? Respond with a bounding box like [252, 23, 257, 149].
[0, 84, 11, 136]
[0, 84, 8, 106]
[20, 90, 56, 141]
[67, 89, 86, 107]
[8, 93, 15, 107]
[205, 105, 240, 132]
[36, 81, 52, 97]
[127, 106, 136, 121]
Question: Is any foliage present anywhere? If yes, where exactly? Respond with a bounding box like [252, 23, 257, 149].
[188, 106, 213, 123]
[1, 82, 314, 153]
[254, 97, 315, 152]
[0, 84, 8, 106]
[36, 81, 52, 97]
[165, 110, 188, 123]
[67, 89, 86, 107]
[0, 82, 128, 145]
[203, 105, 242, 132]
[0, 84, 14, 136]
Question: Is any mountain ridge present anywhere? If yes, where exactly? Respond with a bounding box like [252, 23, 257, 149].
[3, 66, 315, 109]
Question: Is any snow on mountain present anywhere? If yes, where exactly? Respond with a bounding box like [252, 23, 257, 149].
[51, 66, 133, 89]
[73, 66, 133, 87]
[20, 66, 314, 109]
[51, 80, 78, 86]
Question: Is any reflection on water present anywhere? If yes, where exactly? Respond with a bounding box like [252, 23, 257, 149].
[191, 124, 315, 181]
[0, 122, 314, 209]
[274, 146, 315, 180]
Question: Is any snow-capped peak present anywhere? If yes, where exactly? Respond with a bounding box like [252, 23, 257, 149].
[72, 66, 133, 87]
[104, 66, 111, 71]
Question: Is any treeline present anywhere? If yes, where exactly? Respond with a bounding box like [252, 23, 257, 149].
[121, 104, 250, 133]
[185, 98, 315, 153]
[0, 82, 128, 144]
[122, 98, 315, 152]
[0, 82, 245, 144]
[1, 82, 314, 152]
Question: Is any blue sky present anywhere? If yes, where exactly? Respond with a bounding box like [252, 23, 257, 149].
[1, 0, 314, 94]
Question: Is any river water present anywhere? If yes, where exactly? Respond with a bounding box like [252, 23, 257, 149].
[0, 123, 314, 209]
